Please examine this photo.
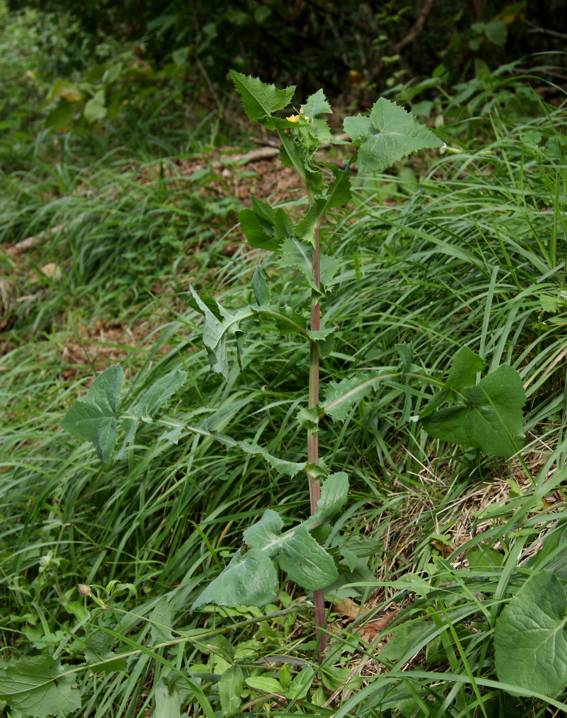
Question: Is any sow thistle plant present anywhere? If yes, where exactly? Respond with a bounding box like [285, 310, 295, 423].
[0, 75, 536, 717]
[61, 73, 528, 650]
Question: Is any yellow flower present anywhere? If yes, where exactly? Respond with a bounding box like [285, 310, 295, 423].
[287, 114, 301, 123]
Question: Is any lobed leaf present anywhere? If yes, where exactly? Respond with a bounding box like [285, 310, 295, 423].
[344, 98, 442, 175]
[302, 88, 331, 118]
[190, 287, 253, 378]
[229, 70, 295, 123]
[62, 365, 123, 463]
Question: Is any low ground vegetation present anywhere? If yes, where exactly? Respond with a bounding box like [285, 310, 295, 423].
[1, 4, 566, 717]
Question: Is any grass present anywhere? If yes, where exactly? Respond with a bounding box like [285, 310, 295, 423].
[1, 5, 567, 716]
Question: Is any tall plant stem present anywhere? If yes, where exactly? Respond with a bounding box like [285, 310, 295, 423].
[308, 217, 327, 659]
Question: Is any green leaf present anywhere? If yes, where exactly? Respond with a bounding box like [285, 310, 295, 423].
[446, 347, 484, 390]
[84, 90, 106, 123]
[130, 368, 187, 418]
[325, 166, 351, 209]
[190, 287, 252, 378]
[278, 130, 324, 194]
[0, 656, 81, 717]
[279, 238, 313, 285]
[229, 70, 295, 123]
[237, 439, 306, 477]
[243, 509, 283, 554]
[295, 169, 351, 245]
[345, 98, 442, 175]
[323, 374, 374, 422]
[302, 89, 331, 118]
[246, 675, 283, 694]
[286, 666, 314, 700]
[239, 203, 292, 251]
[485, 19, 507, 46]
[379, 621, 437, 663]
[84, 630, 127, 673]
[423, 365, 526, 457]
[495, 572, 567, 696]
[62, 365, 123, 463]
[45, 101, 78, 130]
[313, 472, 349, 521]
[252, 267, 270, 305]
[218, 666, 244, 716]
[320, 253, 342, 289]
[239, 209, 277, 250]
[277, 527, 338, 590]
[154, 677, 183, 718]
[192, 549, 278, 608]
[343, 114, 373, 142]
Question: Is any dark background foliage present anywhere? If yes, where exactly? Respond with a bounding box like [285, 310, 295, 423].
[7, 0, 567, 96]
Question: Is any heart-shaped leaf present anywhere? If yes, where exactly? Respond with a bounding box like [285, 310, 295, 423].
[62, 365, 123, 463]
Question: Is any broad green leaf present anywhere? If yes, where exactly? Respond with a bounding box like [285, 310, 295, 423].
[345, 98, 442, 174]
[286, 666, 315, 700]
[154, 677, 183, 718]
[279, 238, 313, 285]
[192, 549, 278, 608]
[295, 169, 351, 245]
[323, 374, 374, 422]
[62, 365, 123, 463]
[238, 209, 275, 250]
[149, 595, 174, 643]
[218, 666, 244, 716]
[446, 347, 484, 390]
[229, 70, 295, 123]
[379, 621, 437, 663]
[301, 89, 332, 143]
[246, 675, 283, 693]
[295, 198, 325, 243]
[239, 203, 292, 251]
[190, 287, 253, 378]
[252, 267, 270, 305]
[320, 253, 342, 289]
[325, 166, 351, 209]
[84, 90, 107, 123]
[45, 101, 78, 130]
[0, 656, 81, 717]
[343, 114, 372, 142]
[302, 89, 331, 118]
[130, 369, 187, 418]
[84, 630, 127, 673]
[313, 472, 349, 521]
[423, 365, 526, 457]
[495, 572, 567, 696]
[243, 509, 283, 554]
[277, 527, 338, 590]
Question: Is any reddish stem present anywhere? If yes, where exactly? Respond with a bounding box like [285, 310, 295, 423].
[308, 219, 327, 659]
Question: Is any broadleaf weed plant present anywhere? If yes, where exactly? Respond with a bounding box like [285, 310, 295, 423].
[4, 73, 566, 716]
[60, 73, 528, 662]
